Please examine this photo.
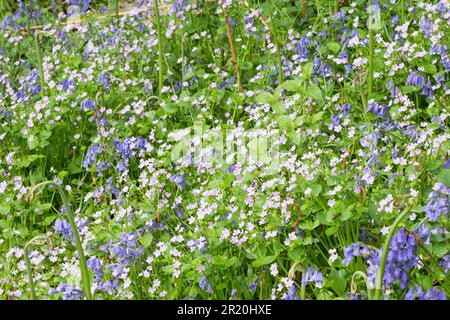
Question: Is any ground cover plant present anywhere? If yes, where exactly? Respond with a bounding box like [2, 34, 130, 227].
[0, 0, 449, 300]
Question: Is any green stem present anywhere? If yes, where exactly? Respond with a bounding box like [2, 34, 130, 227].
[269, 18, 283, 85]
[26, 181, 92, 300]
[299, 266, 306, 300]
[34, 32, 45, 99]
[154, 0, 164, 98]
[374, 202, 414, 300]
[368, 27, 374, 96]
[24, 236, 52, 299]
[115, 0, 119, 27]
[401, 0, 405, 23]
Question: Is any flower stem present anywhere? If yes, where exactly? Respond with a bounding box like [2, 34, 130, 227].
[368, 27, 374, 96]
[222, 4, 242, 92]
[115, 0, 119, 27]
[26, 181, 92, 300]
[34, 31, 45, 99]
[269, 17, 283, 86]
[24, 235, 51, 299]
[154, 0, 164, 97]
[373, 202, 414, 300]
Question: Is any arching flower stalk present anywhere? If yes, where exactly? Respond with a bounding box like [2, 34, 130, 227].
[374, 200, 415, 300]
[25, 181, 92, 300]
[24, 235, 53, 299]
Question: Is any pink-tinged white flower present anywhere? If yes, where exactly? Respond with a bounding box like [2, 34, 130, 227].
[328, 248, 338, 263]
[270, 263, 278, 276]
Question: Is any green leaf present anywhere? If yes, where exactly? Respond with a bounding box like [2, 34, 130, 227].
[189, 286, 198, 297]
[139, 233, 154, 248]
[311, 184, 322, 196]
[288, 248, 303, 261]
[306, 84, 323, 104]
[298, 219, 320, 230]
[402, 85, 421, 94]
[422, 64, 437, 74]
[14, 154, 44, 168]
[240, 61, 253, 70]
[302, 62, 313, 77]
[327, 42, 340, 54]
[329, 269, 347, 296]
[0, 203, 10, 215]
[312, 111, 325, 123]
[252, 255, 276, 268]
[255, 92, 276, 104]
[276, 115, 294, 130]
[212, 255, 228, 266]
[41, 215, 57, 227]
[272, 102, 285, 114]
[161, 103, 178, 114]
[279, 79, 302, 92]
[340, 210, 353, 222]
[437, 169, 450, 186]
[326, 175, 340, 186]
[431, 241, 448, 258]
[325, 226, 338, 236]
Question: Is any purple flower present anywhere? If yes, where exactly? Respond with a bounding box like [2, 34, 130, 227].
[171, 174, 187, 189]
[82, 143, 102, 169]
[98, 71, 110, 90]
[50, 283, 83, 300]
[285, 285, 297, 300]
[440, 255, 450, 273]
[248, 279, 258, 292]
[54, 218, 72, 240]
[367, 102, 389, 118]
[80, 99, 96, 111]
[383, 228, 417, 289]
[406, 71, 425, 87]
[199, 276, 207, 290]
[87, 257, 103, 281]
[342, 242, 369, 265]
[425, 183, 449, 222]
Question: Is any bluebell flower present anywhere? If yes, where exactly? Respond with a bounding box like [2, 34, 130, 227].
[296, 36, 310, 61]
[391, 15, 399, 27]
[342, 242, 369, 265]
[87, 257, 103, 281]
[97, 71, 110, 90]
[199, 276, 207, 290]
[285, 285, 297, 300]
[406, 71, 425, 87]
[444, 159, 450, 169]
[421, 80, 434, 98]
[248, 279, 258, 292]
[425, 184, 449, 222]
[341, 103, 352, 115]
[383, 228, 417, 289]
[50, 283, 83, 300]
[421, 287, 447, 300]
[439, 255, 450, 273]
[54, 218, 72, 240]
[80, 99, 96, 111]
[83, 144, 102, 169]
[367, 102, 389, 118]
[171, 174, 187, 189]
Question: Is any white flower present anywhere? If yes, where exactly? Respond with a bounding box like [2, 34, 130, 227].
[0, 181, 7, 194]
[328, 248, 338, 263]
[378, 194, 394, 213]
[381, 226, 390, 235]
[270, 263, 278, 276]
